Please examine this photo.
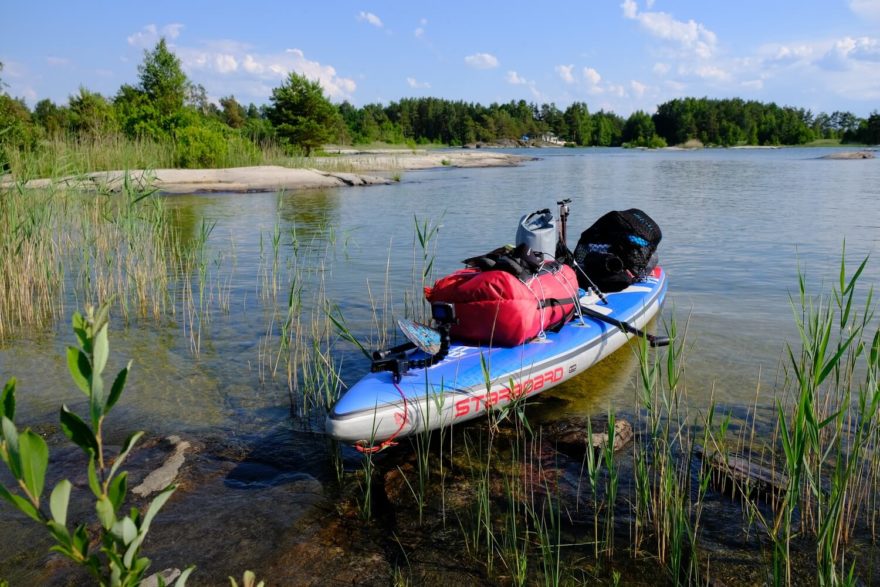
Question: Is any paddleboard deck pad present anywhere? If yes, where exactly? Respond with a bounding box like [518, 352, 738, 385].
[327, 266, 667, 447]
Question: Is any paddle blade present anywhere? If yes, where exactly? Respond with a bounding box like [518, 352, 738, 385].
[398, 318, 442, 355]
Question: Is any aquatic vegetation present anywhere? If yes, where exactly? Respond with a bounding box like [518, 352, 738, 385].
[0, 302, 193, 586]
[332, 247, 879, 586]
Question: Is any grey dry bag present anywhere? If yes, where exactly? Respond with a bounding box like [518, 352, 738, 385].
[515, 209, 556, 256]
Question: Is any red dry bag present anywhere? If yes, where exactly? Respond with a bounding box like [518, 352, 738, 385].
[425, 264, 579, 346]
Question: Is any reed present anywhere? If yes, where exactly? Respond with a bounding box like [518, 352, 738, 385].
[764, 253, 878, 585]
[0, 173, 190, 340]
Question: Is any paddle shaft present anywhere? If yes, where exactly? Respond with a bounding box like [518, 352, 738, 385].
[579, 306, 669, 347]
[372, 341, 416, 361]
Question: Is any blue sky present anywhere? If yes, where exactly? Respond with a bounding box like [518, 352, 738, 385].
[3, 1, 880, 117]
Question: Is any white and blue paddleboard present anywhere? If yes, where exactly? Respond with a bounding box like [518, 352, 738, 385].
[327, 267, 667, 447]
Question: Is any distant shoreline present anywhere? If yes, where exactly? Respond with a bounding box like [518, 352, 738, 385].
[3, 150, 535, 194]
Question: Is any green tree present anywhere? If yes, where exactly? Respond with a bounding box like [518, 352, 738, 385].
[855, 111, 880, 144]
[267, 72, 343, 155]
[591, 110, 624, 146]
[0, 94, 38, 170]
[220, 95, 246, 129]
[138, 38, 188, 119]
[563, 102, 592, 145]
[114, 84, 164, 139]
[33, 99, 70, 137]
[622, 110, 664, 147]
[69, 87, 117, 138]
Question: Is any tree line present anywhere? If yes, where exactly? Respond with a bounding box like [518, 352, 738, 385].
[1, 40, 879, 172]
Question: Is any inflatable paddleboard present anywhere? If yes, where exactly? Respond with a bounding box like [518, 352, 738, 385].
[327, 266, 667, 447]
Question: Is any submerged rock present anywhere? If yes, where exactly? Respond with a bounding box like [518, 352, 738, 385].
[542, 416, 634, 457]
[132, 435, 192, 497]
[819, 151, 875, 159]
[698, 446, 788, 504]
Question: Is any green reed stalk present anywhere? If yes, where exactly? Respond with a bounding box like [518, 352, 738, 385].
[602, 413, 619, 558]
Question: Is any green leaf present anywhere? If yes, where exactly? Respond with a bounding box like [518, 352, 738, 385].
[0, 483, 41, 522]
[46, 520, 72, 549]
[71, 311, 89, 350]
[93, 323, 109, 377]
[89, 375, 104, 428]
[0, 378, 15, 421]
[50, 480, 72, 525]
[19, 430, 48, 501]
[87, 456, 101, 497]
[817, 330, 860, 387]
[109, 431, 143, 481]
[66, 347, 91, 396]
[2, 416, 22, 477]
[59, 405, 98, 455]
[108, 472, 128, 511]
[72, 523, 90, 558]
[113, 516, 138, 545]
[123, 533, 146, 569]
[96, 495, 115, 530]
[175, 566, 196, 586]
[106, 362, 131, 413]
[142, 484, 176, 533]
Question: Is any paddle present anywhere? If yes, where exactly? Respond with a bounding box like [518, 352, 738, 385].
[579, 305, 670, 347]
[372, 318, 441, 360]
[553, 203, 668, 346]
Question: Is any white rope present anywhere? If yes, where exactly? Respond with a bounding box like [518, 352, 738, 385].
[521, 272, 548, 340]
[551, 264, 588, 326]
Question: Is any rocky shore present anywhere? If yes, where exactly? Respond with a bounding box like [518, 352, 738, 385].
[3, 150, 533, 194]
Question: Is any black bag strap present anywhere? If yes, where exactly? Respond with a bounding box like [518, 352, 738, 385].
[538, 297, 579, 333]
[463, 243, 554, 282]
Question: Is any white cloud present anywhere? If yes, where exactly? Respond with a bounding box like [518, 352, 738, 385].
[178, 45, 357, 100]
[164, 24, 184, 39]
[695, 65, 730, 80]
[653, 62, 670, 75]
[357, 12, 383, 28]
[583, 67, 602, 85]
[127, 23, 185, 48]
[849, 0, 880, 20]
[817, 36, 880, 70]
[415, 17, 427, 38]
[504, 71, 543, 99]
[741, 79, 764, 90]
[555, 64, 575, 84]
[406, 77, 430, 89]
[621, 1, 717, 59]
[47, 56, 70, 66]
[607, 83, 627, 98]
[214, 54, 239, 74]
[464, 52, 499, 69]
[630, 80, 647, 97]
[835, 36, 880, 62]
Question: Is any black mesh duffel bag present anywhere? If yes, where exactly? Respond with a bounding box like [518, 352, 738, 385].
[570, 208, 662, 293]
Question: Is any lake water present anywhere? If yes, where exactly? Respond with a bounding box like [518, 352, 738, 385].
[1, 146, 879, 582]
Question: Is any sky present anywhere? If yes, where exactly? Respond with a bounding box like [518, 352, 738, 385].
[3, 1, 880, 117]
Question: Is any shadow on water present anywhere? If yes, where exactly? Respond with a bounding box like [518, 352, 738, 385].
[221, 424, 335, 490]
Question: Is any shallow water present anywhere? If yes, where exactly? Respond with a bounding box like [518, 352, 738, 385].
[1, 147, 879, 582]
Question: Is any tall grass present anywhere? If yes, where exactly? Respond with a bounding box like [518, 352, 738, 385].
[765, 254, 878, 585]
[0, 174, 193, 339]
[2, 133, 394, 181]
